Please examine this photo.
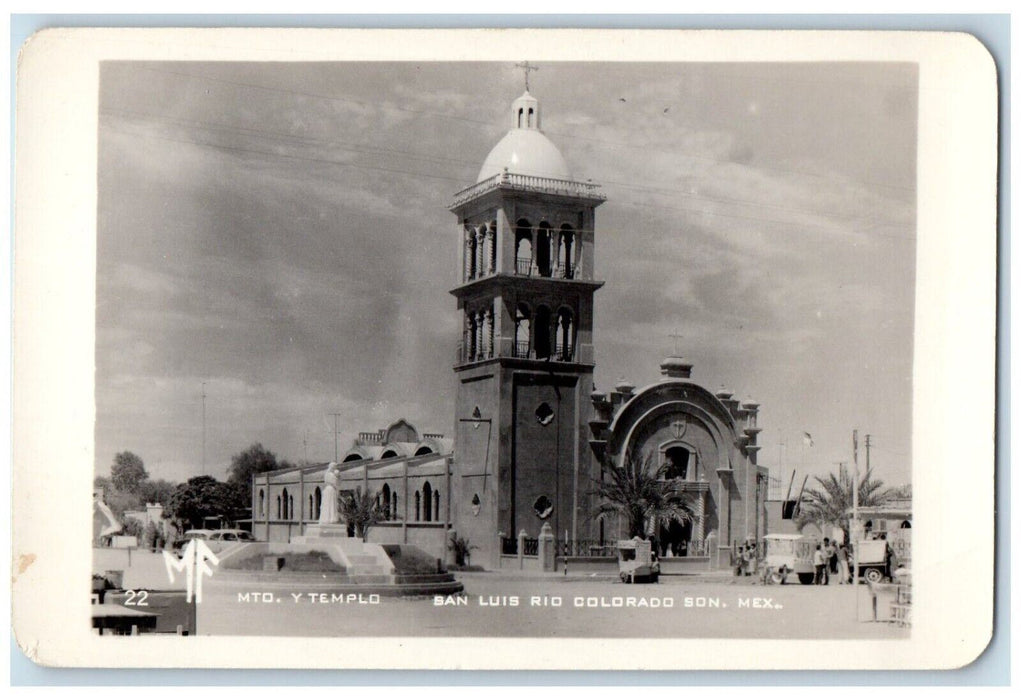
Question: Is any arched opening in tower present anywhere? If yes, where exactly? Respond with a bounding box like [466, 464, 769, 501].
[534, 306, 552, 359]
[559, 225, 575, 279]
[536, 223, 552, 277]
[514, 219, 532, 275]
[514, 303, 531, 358]
[556, 308, 574, 361]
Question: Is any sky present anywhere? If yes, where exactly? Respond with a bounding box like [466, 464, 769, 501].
[95, 61, 917, 489]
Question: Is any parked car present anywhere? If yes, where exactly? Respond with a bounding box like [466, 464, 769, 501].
[208, 529, 256, 542]
[169, 529, 215, 551]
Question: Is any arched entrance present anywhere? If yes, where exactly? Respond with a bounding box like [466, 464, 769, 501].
[657, 518, 693, 557]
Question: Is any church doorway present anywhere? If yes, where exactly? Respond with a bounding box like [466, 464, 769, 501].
[657, 518, 693, 557]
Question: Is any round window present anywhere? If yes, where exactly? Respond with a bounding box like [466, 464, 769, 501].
[533, 495, 553, 519]
[535, 402, 554, 426]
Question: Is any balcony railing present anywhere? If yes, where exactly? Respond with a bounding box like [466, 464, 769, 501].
[451, 171, 606, 208]
[456, 341, 579, 366]
[455, 342, 494, 365]
[512, 258, 577, 280]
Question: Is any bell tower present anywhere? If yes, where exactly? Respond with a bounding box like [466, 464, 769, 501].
[448, 89, 605, 568]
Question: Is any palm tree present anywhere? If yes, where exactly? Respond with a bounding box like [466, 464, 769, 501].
[593, 451, 695, 540]
[795, 464, 892, 537]
[337, 487, 385, 541]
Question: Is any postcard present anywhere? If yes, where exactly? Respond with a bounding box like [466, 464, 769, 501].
[11, 28, 997, 669]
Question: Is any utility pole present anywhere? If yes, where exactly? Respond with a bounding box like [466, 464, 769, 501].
[201, 382, 207, 472]
[865, 434, 872, 472]
[328, 413, 342, 461]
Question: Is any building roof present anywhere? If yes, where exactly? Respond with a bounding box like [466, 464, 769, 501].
[476, 91, 572, 182]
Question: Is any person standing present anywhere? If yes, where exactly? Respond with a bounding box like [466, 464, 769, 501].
[821, 538, 832, 585]
[837, 543, 850, 584]
[812, 544, 826, 585]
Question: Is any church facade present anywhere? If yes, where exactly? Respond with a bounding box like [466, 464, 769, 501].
[254, 87, 769, 571]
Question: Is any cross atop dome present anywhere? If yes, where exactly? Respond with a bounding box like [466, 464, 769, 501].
[514, 61, 539, 92]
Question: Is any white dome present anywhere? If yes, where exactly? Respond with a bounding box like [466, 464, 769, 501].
[477, 128, 572, 183]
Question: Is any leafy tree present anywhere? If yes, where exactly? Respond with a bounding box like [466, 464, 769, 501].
[592, 451, 695, 540]
[795, 464, 893, 536]
[337, 487, 385, 541]
[111, 451, 148, 494]
[227, 443, 291, 488]
[165, 475, 245, 530]
[139, 478, 178, 506]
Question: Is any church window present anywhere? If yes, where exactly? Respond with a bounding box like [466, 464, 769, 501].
[258, 489, 265, 518]
[663, 446, 692, 480]
[276, 495, 281, 519]
[434, 490, 441, 520]
[536, 223, 553, 277]
[900, 520, 912, 529]
[517, 107, 525, 128]
[514, 303, 531, 358]
[308, 494, 313, 519]
[535, 402, 555, 426]
[534, 495, 553, 519]
[381, 449, 398, 459]
[282, 489, 289, 519]
[415, 491, 421, 521]
[534, 306, 552, 359]
[381, 484, 392, 520]
[423, 482, 433, 522]
[392, 493, 398, 520]
[343, 453, 362, 462]
[471, 493, 481, 516]
[314, 487, 322, 520]
[527, 107, 535, 128]
[556, 308, 574, 361]
[415, 445, 433, 456]
[289, 494, 294, 520]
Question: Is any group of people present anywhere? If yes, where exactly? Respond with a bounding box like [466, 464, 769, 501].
[812, 537, 852, 585]
[734, 539, 758, 576]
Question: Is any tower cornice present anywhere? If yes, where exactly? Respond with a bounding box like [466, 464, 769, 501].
[449, 273, 605, 299]
[450, 171, 606, 213]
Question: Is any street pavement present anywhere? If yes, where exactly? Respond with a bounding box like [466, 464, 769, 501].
[197, 571, 909, 639]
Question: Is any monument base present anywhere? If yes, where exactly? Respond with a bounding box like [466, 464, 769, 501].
[291, 523, 353, 543]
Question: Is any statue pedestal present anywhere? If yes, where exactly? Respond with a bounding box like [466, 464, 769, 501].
[291, 523, 351, 544]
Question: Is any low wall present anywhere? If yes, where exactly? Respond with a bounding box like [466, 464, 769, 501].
[498, 554, 541, 571]
[558, 555, 713, 576]
[558, 557, 618, 574]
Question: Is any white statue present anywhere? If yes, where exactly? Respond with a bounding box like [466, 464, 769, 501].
[318, 462, 341, 525]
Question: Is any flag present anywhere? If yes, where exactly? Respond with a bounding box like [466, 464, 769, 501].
[802, 431, 814, 447]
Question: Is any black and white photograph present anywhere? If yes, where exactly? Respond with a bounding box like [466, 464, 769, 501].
[12, 28, 996, 670]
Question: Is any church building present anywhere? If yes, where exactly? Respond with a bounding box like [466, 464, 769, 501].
[254, 86, 769, 572]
